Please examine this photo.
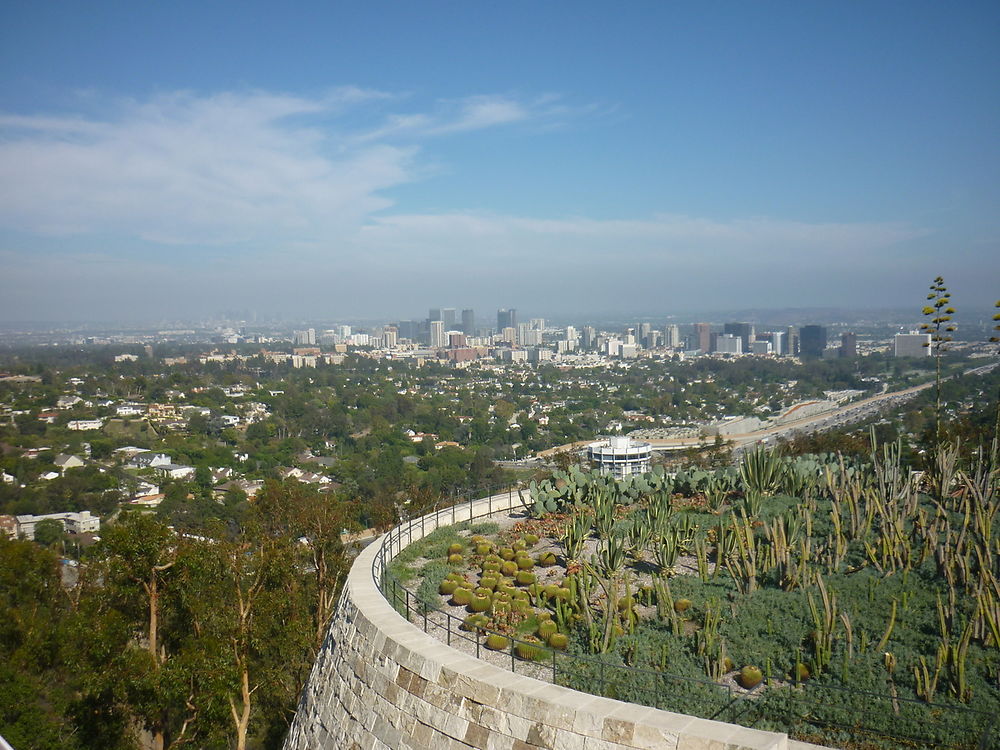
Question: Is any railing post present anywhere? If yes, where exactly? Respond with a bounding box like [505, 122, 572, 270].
[446, 612, 451, 646]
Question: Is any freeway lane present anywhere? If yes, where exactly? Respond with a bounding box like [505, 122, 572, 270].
[538, 360, 999, 457]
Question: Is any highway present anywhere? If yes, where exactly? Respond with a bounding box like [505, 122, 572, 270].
[539, 360, 999, 457]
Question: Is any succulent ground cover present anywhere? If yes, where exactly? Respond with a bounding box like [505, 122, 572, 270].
[389, 443, 1000, 749]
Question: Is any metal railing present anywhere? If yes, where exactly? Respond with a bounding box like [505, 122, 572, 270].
[369, 487, 997, 750]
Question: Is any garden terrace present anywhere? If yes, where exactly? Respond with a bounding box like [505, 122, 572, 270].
[371, 448, 1000, 750]
[285, 486, 813, 750]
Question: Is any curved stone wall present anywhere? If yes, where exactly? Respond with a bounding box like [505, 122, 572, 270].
[284, 491, 823, 750]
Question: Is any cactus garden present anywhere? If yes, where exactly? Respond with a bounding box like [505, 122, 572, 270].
[387, 440, 1000, 749]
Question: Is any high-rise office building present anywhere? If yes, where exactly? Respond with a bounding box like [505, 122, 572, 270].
[786, 326, 800, 357]
[429, 320, 445, 348]
[518, 323, 542, 346]
[461, 309, 475, 335]
[442, 308, 457, 330]
[715, 334, 743, 354]
[582, 326, 596, 349]
[770, 330, 786, 356]
[840, 332, 857, 358]
[429, 308, 443, 322]
[694, 323, 712, 353]
[294, 328, 316, 346]
[800, 325, 827, 359]
[664, 325, 681, 348]
[894, 333, 931, 358]
[565, 325, 578, 342]
[397, 320, 419, 341]
[382, 329, 398, 349]
[497, 308, 517, 331]
[724, 322, 755, 354]
[638, 323, 651, 347]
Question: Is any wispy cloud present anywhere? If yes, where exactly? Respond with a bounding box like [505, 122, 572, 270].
[0, 88, 567, 247]
[352, 93, 580, 142]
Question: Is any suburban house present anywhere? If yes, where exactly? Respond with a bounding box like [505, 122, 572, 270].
[67, 419, 103, 431]
[154, 464, 196, 481]
[127, 452, 172, 469]
[15, 511, 101, 540]
[53, 454, 86, 472]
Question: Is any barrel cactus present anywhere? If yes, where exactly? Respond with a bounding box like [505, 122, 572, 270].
[738, 665, 763, 689]
[485, 633, 509, 651]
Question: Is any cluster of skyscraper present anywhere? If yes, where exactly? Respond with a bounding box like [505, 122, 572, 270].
[358, 312, 932, 362]
[684, 322, 857, 359]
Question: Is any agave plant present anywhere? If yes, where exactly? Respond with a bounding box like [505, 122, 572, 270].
[740, 446, 787, 497]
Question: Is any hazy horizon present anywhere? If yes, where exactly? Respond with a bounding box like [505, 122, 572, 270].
[2, 2, 998, 321]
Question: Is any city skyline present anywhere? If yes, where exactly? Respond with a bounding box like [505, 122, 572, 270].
[1, 2, 998, 321]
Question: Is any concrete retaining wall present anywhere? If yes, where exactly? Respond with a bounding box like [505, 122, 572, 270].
[284, 491, 824, 750]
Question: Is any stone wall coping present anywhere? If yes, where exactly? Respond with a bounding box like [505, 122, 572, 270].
[349, 490, 807, 750]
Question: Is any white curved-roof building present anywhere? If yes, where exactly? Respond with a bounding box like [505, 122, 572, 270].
[587, 435, 652, 478]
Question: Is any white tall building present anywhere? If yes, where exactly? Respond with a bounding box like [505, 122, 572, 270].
[429, 320, 445, 348]
[715, 334, 743, 354]
[894, 333, 932, 358]
[664, 324, 681, 348]
[294, 328, 316, 346]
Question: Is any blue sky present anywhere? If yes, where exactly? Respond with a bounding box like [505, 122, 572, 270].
[1, 1, 998, 321]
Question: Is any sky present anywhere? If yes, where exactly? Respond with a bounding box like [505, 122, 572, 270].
[1, 1, 998, 322]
